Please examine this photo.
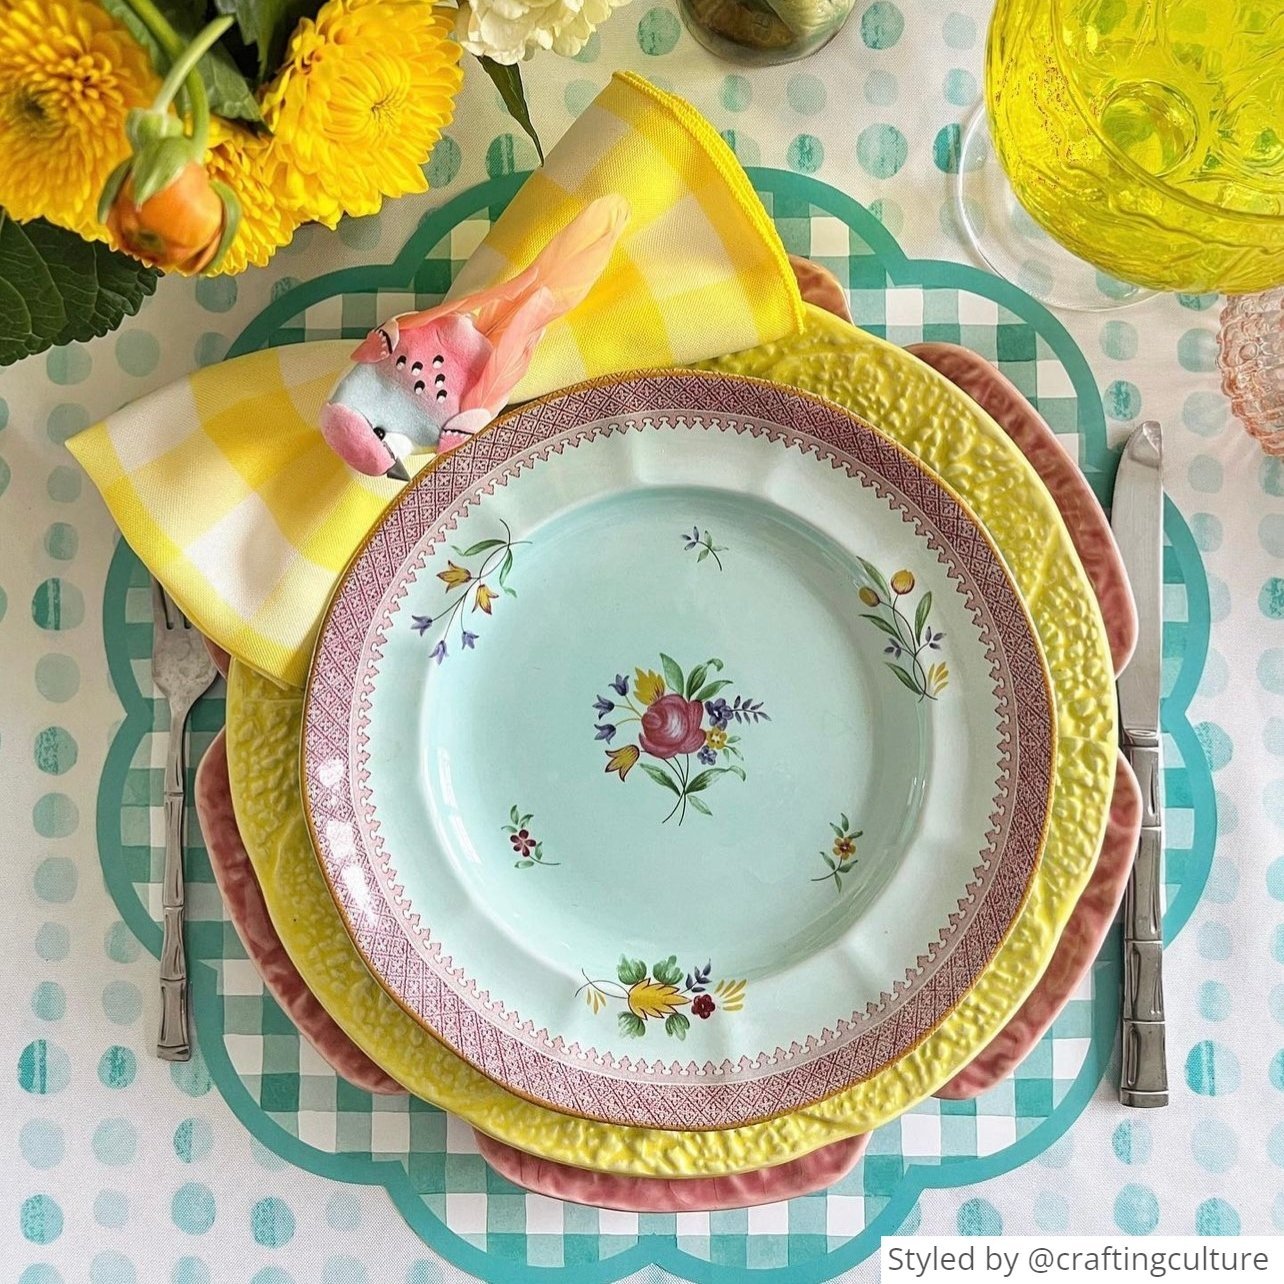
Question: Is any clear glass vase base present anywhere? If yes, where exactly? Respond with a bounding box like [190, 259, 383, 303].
[954, 107, 1156, 315]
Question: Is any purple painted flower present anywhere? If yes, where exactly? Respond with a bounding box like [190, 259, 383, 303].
[412, 615, 433, 635]
[594, 723, 617, 742]
[461, 630, 478, 649]
[927, 629, 945, 650]
[705, 697, 732, 728]
[430, 639, 447, 664]
[697, 747, 716, 766]
[610, 674, 629, 696]
[593, 695, 615, 716]
[683, 525, 700, 549]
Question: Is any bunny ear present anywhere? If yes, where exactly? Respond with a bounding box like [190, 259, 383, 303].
[460, 287, 561, 419]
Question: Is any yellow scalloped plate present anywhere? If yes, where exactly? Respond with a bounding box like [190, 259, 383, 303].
[226, 304, 1115, 1176]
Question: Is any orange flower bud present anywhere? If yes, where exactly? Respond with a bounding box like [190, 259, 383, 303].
[106, 163, 226, 274]
[858, 586, 880, 607]
[890, 570, 915, 596]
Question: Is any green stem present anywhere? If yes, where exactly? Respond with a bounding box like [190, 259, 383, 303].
[120, 0, 185, 60]
[152, 17, 232, 153]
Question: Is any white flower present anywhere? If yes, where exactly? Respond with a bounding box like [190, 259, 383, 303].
[456, 0, 631, 64]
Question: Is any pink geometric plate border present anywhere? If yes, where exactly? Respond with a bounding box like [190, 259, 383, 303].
[302, 371, 1055, 1129]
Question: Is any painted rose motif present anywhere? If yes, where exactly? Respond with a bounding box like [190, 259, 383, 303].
[592, 654, 768, 824]
[578, 956, 745, 1040]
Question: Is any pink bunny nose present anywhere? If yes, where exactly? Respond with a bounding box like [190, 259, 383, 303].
[319, 402, 390, 477]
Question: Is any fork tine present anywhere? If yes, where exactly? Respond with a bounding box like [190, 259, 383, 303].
[151, 577, 172, 631]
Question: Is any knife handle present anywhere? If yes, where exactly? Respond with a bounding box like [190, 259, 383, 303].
[1121, 741, 1167, 1107]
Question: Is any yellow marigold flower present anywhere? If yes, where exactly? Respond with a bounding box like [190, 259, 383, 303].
[260, 0, 463, 228]
[634, 668, 665, 706]
[890, 569, 915, 596]
[626, 979, 689, 1021]
[0, 0, 160, 238]
[604, 745, 639, 781]
[201, 122, 302, 276]
[705, 727, 727, 751]
[437, 561, 471, 588]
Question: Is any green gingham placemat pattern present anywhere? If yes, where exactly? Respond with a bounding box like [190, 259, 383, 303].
[97, 172, 1215, 1281]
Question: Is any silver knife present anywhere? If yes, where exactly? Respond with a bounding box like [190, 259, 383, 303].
[1112, 422, 1168, 1108]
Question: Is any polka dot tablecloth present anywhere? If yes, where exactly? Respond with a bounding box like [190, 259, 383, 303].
[1, 4, 1278, 1281]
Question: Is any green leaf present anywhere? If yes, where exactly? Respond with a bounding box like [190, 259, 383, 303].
[840, 813, 850, 831]
[706, 658, 724, 672]
[697, 547, 709, 561]
[474, 55, 545, 162]
[860, 613, 902, 639]
[856, 557, 891, 601]
[617, 1012, 646, 1039]
[214, 0, 323, 82]
[503, 587, 518, 598]
[664, 1012, 690, 1040]
[652, 955, 682, 986]
[914, 592, 932, 642]
[509, 805, 520, 825]
[684, 769, 717, 795]
[0, 215, 159, 366]
[102, 0, 264, 122]
[617, 956, 646, 985]
[687, 795, 712, 816]
[829, 823, 845, 837]
[824, 854, 836, 870]
[456, 538, 504, 557]
[640, 764, 681, 796]
[659, 653, 684, 695]
[885, 663, 923, 695]
[515, 859, 533, 868]
[692, 679, 732, 703]
[685, 664, 708, 699]
[498, 549, 514, 586]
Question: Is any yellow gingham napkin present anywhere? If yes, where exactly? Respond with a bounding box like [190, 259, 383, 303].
[67, 73, 804, 688]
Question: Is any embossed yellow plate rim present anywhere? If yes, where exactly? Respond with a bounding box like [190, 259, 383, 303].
[226, 305, 1116, 1176]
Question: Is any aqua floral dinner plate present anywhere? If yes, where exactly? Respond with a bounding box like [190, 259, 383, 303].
[302, 371, 1055, 1130]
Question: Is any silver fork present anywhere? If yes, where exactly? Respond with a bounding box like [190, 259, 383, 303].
[151, 579, 218, 1060]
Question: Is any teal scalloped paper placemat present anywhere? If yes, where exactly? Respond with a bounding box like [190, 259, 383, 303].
[96, 171, 1216, 1282]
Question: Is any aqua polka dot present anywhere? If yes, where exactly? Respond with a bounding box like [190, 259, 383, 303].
[321, 1258, 366, 1284]
[1203, 859, 1239, 904]
[36, 655, 79, 703]
[1115, 1183, 1160, 1234]
[637, 7, 680, 54]
[942, 11, 976, 47]
[1188, 512, 1222, 552]
[1195, 721, 1232, 771]
[251, 1269, 293, 1284]
[1260, 649, 1284, 694]
[18, 1040, 70, 1094]
[1260, 577, 1284, 619]
[1186, 1040, 1241, 1095]
[1100, 320, 1139, 360]
[195, 277, 236, 313]
[1274, 925, 1284, 963]
[31, 579, 84, 631]
[555, 79, 592, 116]
[406, 1267, 440, 1284]
[31, 982, 66, 1021]
[484, 134, 538, 178]
[1104, 379, 1142, 420]
[47, 466, 81, 502]
[90, 1251, 136, 1284]
[1266, 721, 1284, 759]
[22, 1194, 63, 1244]
[1197, 922, 1231, 960]
[1178, 292, 1219, 310]
[18, 1267, 62, 1284]
[43, 522, 79, 561]
[104, 921, 141, 964]
[1276, 1195, 1284, 1231]
[865, 70, 898, 106]
[0, 455, 9, 499]
[1269, 1121, 1284, 1165]
[46, 345, 92, 385]
[173, 1259, 210, 1284]
[1271, 1049, 1284, 1089]
[856, 124, 908, 178]
[717, 130, 760, 166]
[572, 31, 599, 62]
[786, 73, 826, 115]
[1033, 1191, 1068, 1232]
[337, 216, 380, 251]
[1177, 328, 1218, 372]
[174, 1118, 214, 1164]
[0, 395, 8, 428]
[98, 1046, 137, 1090]
[1264, 456, 1284, 496]
[36, 923, 70, 961]
[193, 333, 228, 367]
[872, 199, 904, 236]
[957, 1198, 1003, 1235]
[250, 1137, 287, 1170]
[720, 75, 751, 112]
[943, 68, 978, 107]
[33, 857, 77, 903]
[1195, 1198, 1240, 1235]
[20, 1121, 64, 1169]
[1269, 858, 1284, 900]
[34, 727, 78, 775]
[1112, 1119, 1152, 1164]
[33, 793, 78, 838]
[171, 1053, 212, 1097]
[326, 1193, 361, 1232]
[861, 1, 904, 47]
[1190, 1118, 1237, 1173]
[115, 331, 160, 377]
[787, 134, 824, 173]
[1273, 984, 1284, 1026]
[1267, 783, 1284, 829]
[1261, 514, 1284, 558]
[0, 584, 6, 623]
[252, 1196, 296, 1247]
[103, 980, 142, 1025]
[1189, 455, 1223, 493]
[934, 123, 981, 173]
[1037, 1134, 1074, 1168]
[94, 1118, 137, 1166]
[172, 1182, 216, 1235]
[95, 1191, 129, 1229]
[46, 403, 90, 444]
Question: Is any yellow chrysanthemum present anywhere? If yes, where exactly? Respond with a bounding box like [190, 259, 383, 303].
[0, 0, 160, 237]
[260, 0, 462, 228]
[202, 122, 302, 276]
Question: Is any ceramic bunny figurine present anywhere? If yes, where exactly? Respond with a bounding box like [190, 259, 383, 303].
[320, 195, 630, 480]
